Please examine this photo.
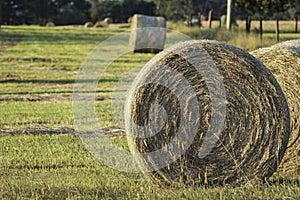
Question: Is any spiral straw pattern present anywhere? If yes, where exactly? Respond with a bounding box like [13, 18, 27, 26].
[126, 40, 290, 186]
[251, 39, 300, 174]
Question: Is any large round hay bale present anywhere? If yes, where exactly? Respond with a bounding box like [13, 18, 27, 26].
[251, 39, 300, 174]
[126, 40, 290, 186]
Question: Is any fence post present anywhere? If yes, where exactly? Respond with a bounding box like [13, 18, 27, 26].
[208, 9, 213, 29]
[259, 16, 263, 41]
[275, 18, 280, 42]
[198, 12, 202, 28]
[186, 15, 191, 27]
[226, 0, 232, 30]
[296, 15, 298, 33]
[246, 15, 251, 34]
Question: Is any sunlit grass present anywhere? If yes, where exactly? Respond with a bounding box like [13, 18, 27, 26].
[0, 24, 299, 199]
[167, 20, 300, 51]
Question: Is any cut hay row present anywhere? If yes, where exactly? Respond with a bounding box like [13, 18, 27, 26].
[126, 40, 290, 186]
[251, 39, 300, 174]
[0, 126, 125, 137]
[0, 95, 107, 102]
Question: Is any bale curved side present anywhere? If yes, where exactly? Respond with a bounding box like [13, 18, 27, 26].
[271, 39, 300, 55]
[126, 40, 290, 186]
[84, 22, 93, 28]
[251, 42, 300, 174]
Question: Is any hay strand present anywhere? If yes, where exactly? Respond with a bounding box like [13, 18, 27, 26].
[126, 40, 290, 186]
[251, 39, 300, 174]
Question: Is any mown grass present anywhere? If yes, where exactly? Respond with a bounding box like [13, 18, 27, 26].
[1, 135, 300, 199]
[0, 24, 300, 199]
[0, 135, 299, 199]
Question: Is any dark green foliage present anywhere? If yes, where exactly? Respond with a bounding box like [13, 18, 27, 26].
[154, 0, 194, 20]
[234, 0, 300, 19]
[91, 0, 156, 23]
[0, 0, 91, 25]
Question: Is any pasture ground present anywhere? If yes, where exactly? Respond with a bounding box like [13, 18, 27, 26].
[0, 23, 299, 199]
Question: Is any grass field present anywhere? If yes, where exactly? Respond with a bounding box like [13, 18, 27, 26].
[0, 24, 300, 199]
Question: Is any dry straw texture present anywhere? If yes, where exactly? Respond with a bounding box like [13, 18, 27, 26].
[126, 40, 290, 186]
[251, 39, 300, 174]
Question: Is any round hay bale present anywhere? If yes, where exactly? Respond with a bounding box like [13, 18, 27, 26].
[84, 22, 94, 28]
[251, 40, 300, 174]
[271, 39, 300, 55]
[45, 22, 55, 27]
[103, 17, 113, 24]
[128, 16, 133, 24]
[93, 21, 108, 28]
[126, 40, 290, 186]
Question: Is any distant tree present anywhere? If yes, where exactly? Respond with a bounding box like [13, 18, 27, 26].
[286, 0, 300, 19]
[20, 0, 56, 25]
[122, 0, 155, 20]
[155, 0, 193, 21]
[91, 0, 122, 22]
[0, 0, 2, 27]
[235, 0, 293, 33]
[235, 0, 295, 18]
[92, 0, 155, 23]
[54, 0, 91, 25]
[0, 0, 24, 25]
[191, 0, 227, 19]
[153, 0, 227, 22]
[0, 0, 91, 25]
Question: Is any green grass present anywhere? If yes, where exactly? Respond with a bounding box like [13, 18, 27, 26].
[0, 24, 300, 199]
[0, 136, 300, 199]
[168, 20, 300, 51]
[0, 101, 73, 128]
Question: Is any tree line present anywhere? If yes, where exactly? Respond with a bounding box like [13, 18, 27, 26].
[0, 0, 299, 25]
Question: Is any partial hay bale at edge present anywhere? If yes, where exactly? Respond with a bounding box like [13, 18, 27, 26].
[251, 43, 300, 174]
[126, 40, 290, 186]
[271, 39, 300, 55]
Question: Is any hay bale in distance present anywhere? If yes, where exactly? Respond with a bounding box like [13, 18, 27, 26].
[103, 17, 113, 24]
[84, 22, 94, 28]
[126, 40, 290, 186]
[130, 14, 166, 53]
[251, 40, 300, 174]
[94, 21, 108, 28]
[46, 22, 55, 27]
[128, 16, 133, 24]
